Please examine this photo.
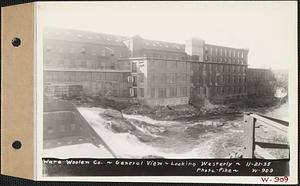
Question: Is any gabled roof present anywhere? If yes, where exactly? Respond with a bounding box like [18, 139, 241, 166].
[43, 27, 129, 47]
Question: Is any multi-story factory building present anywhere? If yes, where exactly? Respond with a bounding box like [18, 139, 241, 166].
[119, 57, 191, 106]
[43, 28, 274, 106]
[120, 36, 191, 105]
[247, 68, 275, 97]
[43, 28, 132, 97]
[185, 38, 249, 103]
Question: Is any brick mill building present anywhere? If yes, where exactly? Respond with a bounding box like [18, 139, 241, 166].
[43, 27, 275, 106]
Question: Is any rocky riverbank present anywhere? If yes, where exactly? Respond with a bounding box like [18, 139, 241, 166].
[74, 96, 288, 159]
[72, 96, 283, 121]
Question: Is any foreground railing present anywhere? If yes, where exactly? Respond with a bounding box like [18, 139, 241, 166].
[243, 113, 289, 159]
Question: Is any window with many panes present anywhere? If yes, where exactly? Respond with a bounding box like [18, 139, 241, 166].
[150, 88, 155, 98]
[139, 88, 144, 97]
[180, 87, 187, 96]
[169, 87, 177, 97]
[158, 88, 166, 98]
[139, 73, 144, 83]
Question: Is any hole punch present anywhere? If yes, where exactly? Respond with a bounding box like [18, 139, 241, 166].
[12, 140, 22, 150]
[11, 37, 21, 47]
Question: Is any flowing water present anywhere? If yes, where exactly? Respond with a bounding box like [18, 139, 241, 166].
[77, 102, 289, 159]
[79, 103, 288, 158]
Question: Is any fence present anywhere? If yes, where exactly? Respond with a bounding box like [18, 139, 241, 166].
[243, 112, 289, 159]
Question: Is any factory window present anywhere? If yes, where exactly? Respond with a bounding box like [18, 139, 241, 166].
[217, 87, 220, 94]
[158, 88, 166, 98]
[167, 73, 176, 84]
[209, 64, 212, 71]
[70, 72, 76, 81]
[139, 73, 144, 83]
[139, 88, 144, 97]
[160, 73, 167, 84]
[220, 75, 224, 84]
[214, 64, 217, 71]
[149, 74, 155, 83]
[150, 88, 156, 98]
[180, 87, 187, 96]
[132, 76, 137, 86]
[132, 62, 137, 72]
[226, 75, 230, 84]
[206, 76, 210, 85]
[169, 87, 177, 97]
[57, 72, 64, 82]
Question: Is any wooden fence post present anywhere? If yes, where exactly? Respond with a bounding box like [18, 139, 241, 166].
[243, 113, 255, 158]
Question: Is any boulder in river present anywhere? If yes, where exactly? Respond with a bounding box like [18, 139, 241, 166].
[109, 118, 136, 133]
[101, 109, 123, 119]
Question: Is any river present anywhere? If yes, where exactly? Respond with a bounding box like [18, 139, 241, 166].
[77, 102, 289, 159]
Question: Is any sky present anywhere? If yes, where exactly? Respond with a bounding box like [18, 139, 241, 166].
[38, 1, 297, 70]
